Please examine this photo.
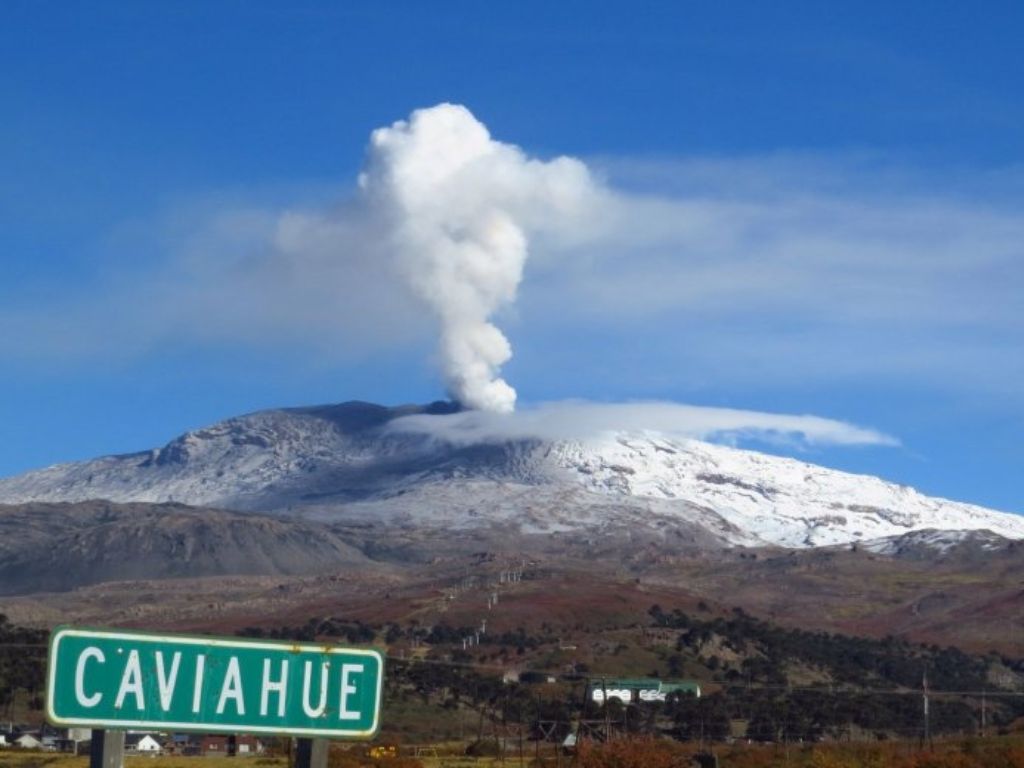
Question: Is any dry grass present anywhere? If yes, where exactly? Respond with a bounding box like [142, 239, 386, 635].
[0, 755, 288, 768]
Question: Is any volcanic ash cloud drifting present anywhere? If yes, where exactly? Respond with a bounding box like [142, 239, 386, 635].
[358, 103, 597, 413]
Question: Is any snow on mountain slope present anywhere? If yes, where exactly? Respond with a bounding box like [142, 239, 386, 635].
[548, 436, 1024, 547]
[858, 528, 1015, 557]
[1, 401, 1022, 550]
[0, 403, 454, 511]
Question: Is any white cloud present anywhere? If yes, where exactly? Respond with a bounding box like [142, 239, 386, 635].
[1, 106, 1021, 406]
[386, 400, 898, 448]
[517, 156, 1024, 396]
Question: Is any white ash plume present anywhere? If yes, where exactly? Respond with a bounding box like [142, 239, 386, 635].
[359, 103, 596, 412]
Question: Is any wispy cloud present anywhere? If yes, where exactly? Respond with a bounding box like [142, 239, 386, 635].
[2, 115, 1021, 406]
[387, 400, 898, 448]
[520, 155, 1024, 396]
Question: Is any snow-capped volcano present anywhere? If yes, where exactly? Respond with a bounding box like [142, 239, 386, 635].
[1, 401, 1022, 550]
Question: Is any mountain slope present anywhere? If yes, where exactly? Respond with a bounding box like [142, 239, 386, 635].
[0, 500, 373, 595]
[1, 401, 1022, 550]
[547, 436, 1024, 546]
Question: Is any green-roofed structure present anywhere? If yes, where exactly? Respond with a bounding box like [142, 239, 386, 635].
[587, 678, 701, 704]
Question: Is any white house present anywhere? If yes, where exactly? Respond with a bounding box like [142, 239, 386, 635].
[125, 734, 162, 754]
[14, 733, 42, 749]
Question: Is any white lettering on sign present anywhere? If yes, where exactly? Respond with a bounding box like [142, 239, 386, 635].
[591, 688, 631, 704]
[302, 661, 329, 718]
[114, 649, 145, 710]
[638, 689, 667, 702]
[217, 656, 245, 715]
[339, 663, 363, 721]
[74, 646, 104, 708]
[192, 654, 206, 713]
[155, 651, 182, 711]
[261, 658, 289, 717]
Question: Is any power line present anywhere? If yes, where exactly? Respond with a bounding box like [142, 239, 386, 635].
[3, 643, 1022, 699]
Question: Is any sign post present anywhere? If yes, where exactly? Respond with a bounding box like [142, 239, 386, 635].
[47, 626, 385, 767]
[295, 735, 330, 768]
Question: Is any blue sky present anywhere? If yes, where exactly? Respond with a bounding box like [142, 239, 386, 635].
[1, 1, 1022, 512]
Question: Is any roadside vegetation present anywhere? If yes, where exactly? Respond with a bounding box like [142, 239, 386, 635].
[3, 738, 1024, 768]
[3, 603, 1023, 766]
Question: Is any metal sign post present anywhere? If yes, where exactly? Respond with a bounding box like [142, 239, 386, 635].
[295, 737, 329, 768]
[89, 728, 124, 768]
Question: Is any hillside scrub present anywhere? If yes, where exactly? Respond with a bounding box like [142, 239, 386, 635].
[576, 736, 1024, 768]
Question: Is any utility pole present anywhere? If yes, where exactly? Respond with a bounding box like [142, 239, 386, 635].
[518, 701, 525, 768]
[534, 693, 541, 766]
[571, 680, 582, 767]
[981, 689, 987, 737]
[602, 679, 611, 743]
[922, 669, 930, 747]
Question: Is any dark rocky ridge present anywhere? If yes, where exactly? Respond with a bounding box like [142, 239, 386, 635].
[0, 500, 373, 595]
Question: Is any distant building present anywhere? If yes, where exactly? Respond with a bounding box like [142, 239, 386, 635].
[14, 733, 43, 749]
[178, 734, 264, 757]
[124, 734, 163, 754]
[163, 734, 194, 755]
[55, 737, 88, 755]
[587, 677, 701, 704]
[235, 735, 264, 756]
[200, 735, 229, 757]
[56, 727, 92, 755]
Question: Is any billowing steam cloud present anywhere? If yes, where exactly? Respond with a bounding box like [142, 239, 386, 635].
[358, 104, 596, 412]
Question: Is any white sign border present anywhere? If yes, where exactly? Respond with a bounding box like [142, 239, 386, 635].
[46, 627, 384, 738]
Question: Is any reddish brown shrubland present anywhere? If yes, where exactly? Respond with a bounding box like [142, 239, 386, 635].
[572, 736, 1024, 768]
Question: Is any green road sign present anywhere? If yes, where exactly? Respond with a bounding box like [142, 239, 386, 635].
[46, 627, 383, 738]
